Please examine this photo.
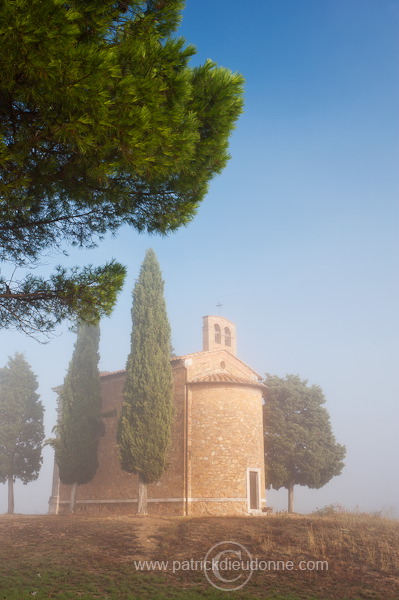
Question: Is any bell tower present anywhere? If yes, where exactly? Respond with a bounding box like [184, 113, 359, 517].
[202, 315, 237, 355]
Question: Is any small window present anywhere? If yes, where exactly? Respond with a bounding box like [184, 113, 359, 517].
[214, 324, 221, 343]
[224, 327, 231, 346]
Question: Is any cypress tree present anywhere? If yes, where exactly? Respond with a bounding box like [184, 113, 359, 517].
[55, 322, 103, 513]
[0, 353, 44, 514]
[117, 249, 174, 515]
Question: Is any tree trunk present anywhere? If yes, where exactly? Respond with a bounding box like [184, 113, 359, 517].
[137, 472, 148, 515]
[70, 482, 78, 514]
[288, 483, 294, 514]
[7, 476, 14, 514]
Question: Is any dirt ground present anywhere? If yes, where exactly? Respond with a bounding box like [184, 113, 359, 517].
[0, 513, 398, 599]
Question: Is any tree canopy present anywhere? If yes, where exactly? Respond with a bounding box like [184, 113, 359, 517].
[263, 373, 346, 513]
[0, 0, 244, 337]
[0, 353, 44, 513]
[54, 322, 103, 512]
[117, 248, 174, 514]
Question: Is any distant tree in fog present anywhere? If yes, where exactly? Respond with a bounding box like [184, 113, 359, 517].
[263, 373, 346, 513]
[0, 353, 44, 514]
[54, 322, 103, 513]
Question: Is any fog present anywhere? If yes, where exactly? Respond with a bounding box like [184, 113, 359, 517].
[1, 0, 398, 517]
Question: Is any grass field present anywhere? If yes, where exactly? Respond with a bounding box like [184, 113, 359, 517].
[0, 511, 398, 599]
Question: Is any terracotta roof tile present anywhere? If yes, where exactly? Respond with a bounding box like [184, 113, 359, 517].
[100, 369, 126, 378]
[188, 373, 265, 387]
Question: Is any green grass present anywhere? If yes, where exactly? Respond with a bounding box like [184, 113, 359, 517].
[0, 563, 373, 600]
[0, 568, 314, 600]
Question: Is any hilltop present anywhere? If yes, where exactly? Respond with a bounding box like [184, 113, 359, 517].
[0, 512, 397, 599]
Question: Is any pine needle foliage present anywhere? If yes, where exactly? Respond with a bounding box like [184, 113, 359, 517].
[117, 249, 174, 484]
[0, 0, 244, 337]
[0, 353, 44, 512]
[55, 323, 103, 487]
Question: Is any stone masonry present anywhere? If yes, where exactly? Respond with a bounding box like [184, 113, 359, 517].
[50, 316, 267, 516]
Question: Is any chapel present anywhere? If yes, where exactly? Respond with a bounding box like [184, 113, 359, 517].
[48, 316, 266, 516]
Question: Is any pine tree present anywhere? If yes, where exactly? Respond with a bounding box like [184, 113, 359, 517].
[263, 374, 346, 513]
[117, 249, 174, 514]
[0, 353, 44, 514]
[0, 0, 244, 337]
[55, 323, 103, 513]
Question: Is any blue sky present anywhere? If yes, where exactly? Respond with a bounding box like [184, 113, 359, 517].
[1, 0, 398, 515]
